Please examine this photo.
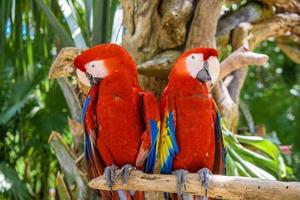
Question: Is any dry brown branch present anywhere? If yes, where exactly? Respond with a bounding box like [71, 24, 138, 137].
[258, 0, 300, 14]
[88, 170, 300, 200]
[213, 46, 268, 132]
[49, 131, 89, 199]
[217, 2, 266, 47]
[213, 81, 240, 132]
[249, 14, 300, 49]
[258, 0, 290, 5]
[56, 171, 71, 200]
[228, 14, 300, 101]
[49, 47, 81, 79]
[215, 13, 300, 131]
[68, 117, 84, 138]
[137, 51, 180, 77]
[219, 46, 269, 80]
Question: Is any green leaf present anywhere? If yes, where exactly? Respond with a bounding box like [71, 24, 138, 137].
[57, 0, 87, 47]
[235, 135, 279, 160]
[226, 154, 239, 176]
[227, 146, 276, 180]
[0, 69, 44, 124]
[235, 134, 287, 178]
[35, 0, 74, 46]
[0, 163, 32, 200]
[235, 162, 252, 177]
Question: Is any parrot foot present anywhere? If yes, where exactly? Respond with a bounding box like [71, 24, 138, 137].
[197, 168, 211, 200]
[104, 164, 118, 190]
[116, 164, 136, 185]
[172, 169, 189, 195]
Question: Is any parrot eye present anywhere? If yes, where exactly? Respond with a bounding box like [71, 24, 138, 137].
[92, 64, 95, 68]
[191, 55, 195, 59]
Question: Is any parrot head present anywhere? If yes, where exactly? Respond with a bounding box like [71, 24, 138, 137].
[169, 48, 220, 86]
[74, 44, 138, 86]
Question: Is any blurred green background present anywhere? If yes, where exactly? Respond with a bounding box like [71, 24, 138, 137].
[0, 0, 299, 199]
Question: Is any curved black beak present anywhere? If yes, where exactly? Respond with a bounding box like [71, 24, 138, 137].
[85, 73, 102, 86]
[196, 61, 211, 82]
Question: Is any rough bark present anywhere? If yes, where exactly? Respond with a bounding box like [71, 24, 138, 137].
[88, 170, 300, 200]
[186, 0, 223, 49]
[121, 0, 161, 64]
[158, 0, 194, 49]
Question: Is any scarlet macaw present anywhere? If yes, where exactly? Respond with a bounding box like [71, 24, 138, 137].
[74, 44, 160, 200]
[158, 48, 226, 200]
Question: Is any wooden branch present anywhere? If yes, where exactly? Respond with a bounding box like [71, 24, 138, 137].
[215, 13, 300, 131]
[49, 131, 89, 199]
[258, 0, 290, 5]
[186, 0, 223, 48]
[239, 100, 256, 133]
[217, 2, 265, 47]
[56, 171, 71, 200]
[249, 13, 300, 49]
[258, 0, 300, 14]
[57, 78, 83, 151]
[49, 47, 82, 79]
[212, 81, 240, 132]
[137, 51, 180, 77]
[88, 170, 300, 200]
[212, 46, 267, 132]
[226, 13, 300, 100]
[219, 46, 269, 80]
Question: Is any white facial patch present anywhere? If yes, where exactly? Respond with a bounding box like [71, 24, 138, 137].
[207, 56, 220, 84]
[185, 53, 204, 78]
[84, 60, 108, 78]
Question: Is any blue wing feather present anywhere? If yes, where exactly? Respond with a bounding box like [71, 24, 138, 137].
[159, 111, 179, 174]
[81, 95, 91, 122]
[145, 119, 160, 173]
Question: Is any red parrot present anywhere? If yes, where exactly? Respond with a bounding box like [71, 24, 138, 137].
[158, 48, 226, 200]
[74, 44, 160, 200]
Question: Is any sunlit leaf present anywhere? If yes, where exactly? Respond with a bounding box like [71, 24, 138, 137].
[0, 163, 32, 200]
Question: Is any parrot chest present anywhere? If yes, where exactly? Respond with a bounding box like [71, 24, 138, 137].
[96, 86, 144, 167]
[173, 94, 215, 172]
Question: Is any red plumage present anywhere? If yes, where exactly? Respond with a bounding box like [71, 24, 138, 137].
[159, 47, 225, 176]
[76, 44, 160, 200]
[163, 78, 216, 172]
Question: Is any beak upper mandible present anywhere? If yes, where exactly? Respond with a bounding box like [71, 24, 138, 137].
[196, 61, 211, 82]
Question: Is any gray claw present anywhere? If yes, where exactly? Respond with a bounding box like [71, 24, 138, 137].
[116, 164, 136, 185]
[172, 169, 189, 195]
[104, 164, 118, 190]
[197, 168, 211, 200]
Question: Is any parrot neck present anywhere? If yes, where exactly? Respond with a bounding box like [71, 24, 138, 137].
[168, 76, 209, 96]
[98, 71, 139, 96]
